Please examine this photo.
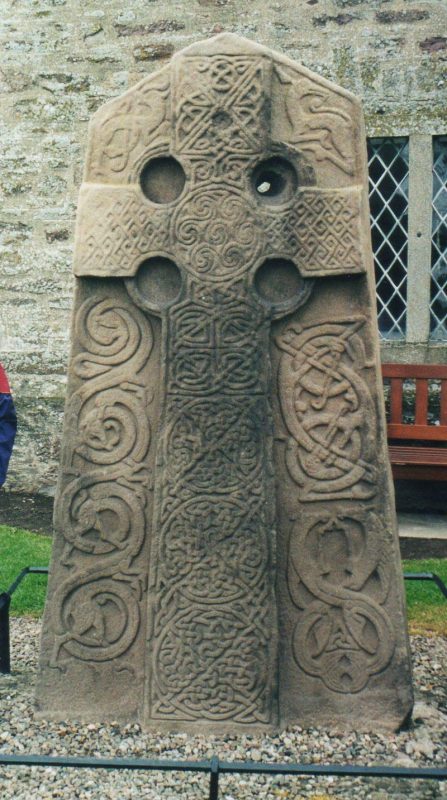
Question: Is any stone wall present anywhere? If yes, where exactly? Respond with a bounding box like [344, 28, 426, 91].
[1, 0, 446, 495]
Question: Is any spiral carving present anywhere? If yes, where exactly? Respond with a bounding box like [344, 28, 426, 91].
[54, 573, 140, 663]
[74, 297, 152, 379]
[172, 186, 263, 282]
[77, 389, 150, 466]
[59, 477, 146, 563]
[52, 291, 153, 668]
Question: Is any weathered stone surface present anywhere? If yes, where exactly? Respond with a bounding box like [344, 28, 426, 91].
[375, 10, 430, 25]
[36, 34, 413, 733]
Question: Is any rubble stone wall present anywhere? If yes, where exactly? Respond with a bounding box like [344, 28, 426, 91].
[1, 0, 446, 494]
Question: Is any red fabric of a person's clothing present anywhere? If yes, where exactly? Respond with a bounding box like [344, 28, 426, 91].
[0, 364, 11, 394]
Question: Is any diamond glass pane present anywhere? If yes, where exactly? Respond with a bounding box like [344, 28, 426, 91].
[367, 137, 409, 339]
[430, 136, 447, 341]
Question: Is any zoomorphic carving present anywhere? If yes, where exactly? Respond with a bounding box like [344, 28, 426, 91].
[277, 318, 377, 501]
[52, 572, 141, 665]
[288, 510, 395, 693]
[275, 68, 356, 176]
[42, 293, 153, 690]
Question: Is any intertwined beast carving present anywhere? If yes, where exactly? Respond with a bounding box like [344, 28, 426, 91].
[288, 509, 395, 693]
[277, 319, 377, 501]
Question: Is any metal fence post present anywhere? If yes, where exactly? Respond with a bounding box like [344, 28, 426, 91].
[209, 756, 220, 800]
[0, 593, 11, 674]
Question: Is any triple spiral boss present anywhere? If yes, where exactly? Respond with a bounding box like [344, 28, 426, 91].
[36, 34, 413, 733]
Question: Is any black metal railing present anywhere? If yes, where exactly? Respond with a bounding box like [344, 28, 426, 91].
[0, 566, 48, 673]
[403, 571, 447, 598]
[0, 566, 446, 675]
[0, 752, 445, 799]
[0, 566, 446, 796]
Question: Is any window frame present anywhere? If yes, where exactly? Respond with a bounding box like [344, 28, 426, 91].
[367, 136, 410, 341]
[430, 135, 447, 341]
[367, 134, 446, 349]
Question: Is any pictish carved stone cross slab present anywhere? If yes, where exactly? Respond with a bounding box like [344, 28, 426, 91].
[36, 34, 413, 733]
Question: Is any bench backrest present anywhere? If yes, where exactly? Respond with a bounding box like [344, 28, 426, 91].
[382, 363, 447, 441]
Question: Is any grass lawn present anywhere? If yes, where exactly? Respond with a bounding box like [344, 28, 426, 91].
[403, 557, 447, 636]
[0, 525, 446, 634]
[0, 525, 52, 616]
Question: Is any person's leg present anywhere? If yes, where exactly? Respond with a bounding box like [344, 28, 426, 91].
[0, 392, 17, 486]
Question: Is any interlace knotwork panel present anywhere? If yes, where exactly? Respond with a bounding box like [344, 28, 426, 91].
[277, 318, 377, 501]
[75, 187, 171, 276]
[150, 284, 276, 724]
[264, 190, 362, 275]
[174, 55, 268, 157]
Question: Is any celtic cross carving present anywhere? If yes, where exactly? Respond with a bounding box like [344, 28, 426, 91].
[37, 34, 413, 734]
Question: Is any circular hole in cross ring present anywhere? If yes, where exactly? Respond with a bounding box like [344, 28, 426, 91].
[130, 257, 182, 312]
[251, 157, 298, 204]
[254, 258, 311, 310]
[140, 156, 186, 204]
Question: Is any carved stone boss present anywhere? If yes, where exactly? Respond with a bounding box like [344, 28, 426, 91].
[37, 35, 413, 732]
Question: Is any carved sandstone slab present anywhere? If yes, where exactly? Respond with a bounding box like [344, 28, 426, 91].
[36, 34, 413, 733]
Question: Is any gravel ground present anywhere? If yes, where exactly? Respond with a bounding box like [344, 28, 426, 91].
[0, 619, 445, 800]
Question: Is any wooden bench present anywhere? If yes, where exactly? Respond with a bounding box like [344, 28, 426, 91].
[382, 364, 447, 481]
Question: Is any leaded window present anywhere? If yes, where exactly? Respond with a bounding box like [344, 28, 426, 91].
[367, 138, 409, 340]
[430, 136, 447, 340]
